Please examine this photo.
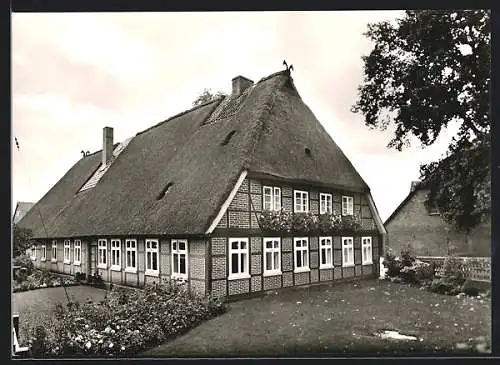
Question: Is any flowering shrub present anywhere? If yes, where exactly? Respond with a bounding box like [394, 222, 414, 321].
[27, 280, 227, 357]
[400, 260, 435, 285]
[339, 214, 362, 231]
[258, 210, 293, 232]
[291, 212, 319, 232]
[383, 251, 403, 278]
[259, 210, 361, 233]
[13, 270, 78, 292]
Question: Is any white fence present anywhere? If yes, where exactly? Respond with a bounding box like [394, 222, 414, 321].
[417, 256, 491, 282]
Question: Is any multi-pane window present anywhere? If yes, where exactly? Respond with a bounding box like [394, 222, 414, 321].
[294, 190, 309, 213]
[110, 239, 121, 270]
[145, 239, 159, 276]
[41, 244, 46, 261]
[320, 193, 333, 214]
[228, 238, 249, 279]
[263, 238, 281, 276]
[73, 240, 81, 265]
[263, 186, 281, 211]
[52, 240, 57, 262]
[98, 239, 107, 268]
[342, 237, 354, 267]
[319, 236, 333, 268]
[362, 237, 373, 265]
[125, 239, 137, 272]
[172, 239, 188, 279]
[294, 237, 309, 272]
[64, 240, 71, 264]
[30, 246, 36, 260]
[342, 196, 354, 216]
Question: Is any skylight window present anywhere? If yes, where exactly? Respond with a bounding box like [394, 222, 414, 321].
[78, 137, 132, 193]
[157, 182, 173, 200]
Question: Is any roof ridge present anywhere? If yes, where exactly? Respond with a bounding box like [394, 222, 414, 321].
[136, 97, 223, 137]
[256, 69, 290, 84]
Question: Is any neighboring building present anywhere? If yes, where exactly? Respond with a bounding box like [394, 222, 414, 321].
[18, 68, 386, 298]
[13, 202, 35, 224]
[385, 181, 491, 257]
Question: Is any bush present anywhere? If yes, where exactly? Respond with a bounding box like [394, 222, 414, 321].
[461, 279, 481, 297]
[87, 273, 105, 288]
[383, 251, 403, 278]
[428, 277, 462, 296]
[13, 270, 78, 292]
[27, 280, 227, 357]
[400, 249, 416, 267]
[75, 272, 87, 282]
[441, 256, 466, 285]
[13, 254, 34, 275]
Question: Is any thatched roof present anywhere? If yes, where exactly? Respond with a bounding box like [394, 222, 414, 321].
[13, 202, 35, 224]
[18, 69, 373, 239]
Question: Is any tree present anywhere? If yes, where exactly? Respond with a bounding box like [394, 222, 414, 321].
[352, 10, 490, 232]
[13, 224, 33, 257]
[192, 88, 227, 107]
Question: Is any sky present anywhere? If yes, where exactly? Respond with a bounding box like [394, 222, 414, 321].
[11, 11, 461, 222]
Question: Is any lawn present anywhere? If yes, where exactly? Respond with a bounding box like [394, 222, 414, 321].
[140, 279, 491, 357]
[12, 285, 108, 345]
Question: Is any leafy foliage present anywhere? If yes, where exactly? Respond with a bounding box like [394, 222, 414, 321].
[192, 88, 227, 107]
[14, 269, 78, 292]
[352, 10, 491, 231]
[27, 280, 227, 357]
[13, 224, 33, 257]
[258, 210, 361, 233]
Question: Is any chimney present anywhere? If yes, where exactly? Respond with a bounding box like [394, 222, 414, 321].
[232, 76, 254, 97]
[410, 180, 420, 193]
[102, 127, 114, 166]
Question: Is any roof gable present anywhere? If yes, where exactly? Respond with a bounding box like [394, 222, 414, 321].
[18, 69, 374, 238]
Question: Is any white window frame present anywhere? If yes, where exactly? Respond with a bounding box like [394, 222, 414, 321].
[73, 240, 82, 266]
[263, 237, 281, 276]
[263, 186, 281, 211]
[228, 238, 250, 280]
[294, 237, 310, 273]
[342, 237, 354, 267]
[171, 239, 188, 279]
[63, 240, 71, 264]
[319, 236, 333, 269]
[30, 246, 36, 260]
[342, 195, 354, 216]
[110, 239, 121, 271]
[125, 239, 137, 273]
[51, 240, 57, 262]
[362, 237, 373, 265]
[320, 193, 333, 214]
[97, 239, 107, 269]
[145, 239, 159, 277]
[294, 190, 309, 213]
[40, 244, 46, 262]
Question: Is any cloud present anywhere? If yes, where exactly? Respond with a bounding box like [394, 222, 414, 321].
[12, 10, 458, 223]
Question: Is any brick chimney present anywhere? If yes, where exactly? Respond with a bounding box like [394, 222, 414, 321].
[232, 76, 254, 97]
[410, 180, 420, 193]
[102, 127, 114, 166]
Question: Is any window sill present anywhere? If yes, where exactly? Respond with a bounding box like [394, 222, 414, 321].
[294, 267, 311, 274]
[63, 260, 71, 265]
[124, 267, 137, 274]
[342, 264, 355, 268]
[362, 262, 373, 266]
[110, 265, 121, 272]
[73, 261, 81, 266]
[40, 258, 46, 262]
[31, 258, 36, 261]
[51, 259, 57, 263]
[145, 270, 159, 277]
[319, 264, 334, 270]
[228, 273, 250, 281]
[171, 274, 188, 280]
[263, 271, 282, 277]
[97, 264, 107, 270]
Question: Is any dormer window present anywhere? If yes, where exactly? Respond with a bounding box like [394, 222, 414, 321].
[263, 186, 281, 211]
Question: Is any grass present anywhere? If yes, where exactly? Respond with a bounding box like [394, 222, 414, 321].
[12, 285, 108, 345]
[140, 279, 491, 357]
